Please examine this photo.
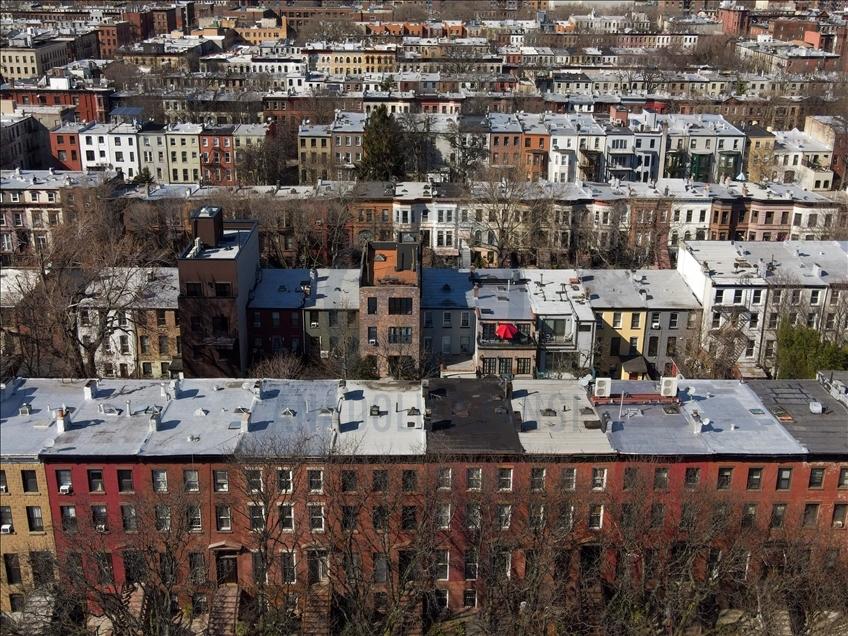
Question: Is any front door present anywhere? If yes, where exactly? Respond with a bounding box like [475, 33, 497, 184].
[216, 551, 238, 585]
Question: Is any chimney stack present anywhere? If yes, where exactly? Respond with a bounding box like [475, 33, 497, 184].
[84, 379, 98, 400]
[149, 411, 161, 432]
[240, 410, 251, 434]
[125, 400, 132, 417]
[56, 409, 66, 434]
[473, 283, 479, 298]
[332, 409, 340, 433]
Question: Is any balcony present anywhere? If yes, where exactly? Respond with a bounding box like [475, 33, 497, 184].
[801, 157, 832, 172]
[477, 333, 536, 349]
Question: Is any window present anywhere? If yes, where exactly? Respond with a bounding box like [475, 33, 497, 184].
[280, 552, 297, 585]
[776, 468, 792, 491]
[152, 470, 168, 493]
[279, 504, 294, 531]
[717, 467, 733, 490]
[388, 327, 413, 344]
[498, 468, 513, 491]
[388, 298, 413, 314]
[630, 313, 641, 329]
[309, 504, 325, 531]
[402, 506, 417, 530]
[770, 503, 787, 529]
[803, 503, 819, 528]
[437, 467, 452, 490]
[185, 282, 202, 297]
[434, 550, 449, 580]
[833, 504, 847, 528]
[272, 468, 290, 494]
[561, 467, 576, 490]
[465, 468, 483, 490]
[839, 468, 848, 488]
[249, 505, 265, 531]
[402, 470, 418, 492]
[807, 467, 825, 489]
[612, 312, 622, 328]
[373, 552, 388, 583]
[88, 469, 104, 492]
[155, 505, 171, 531]
[623, 467, 638, 490]
[214, 470, 229, 492]
[96, 553, 114, 585]
[742, 504, 757, 529]
[21, 470, 38, 493]
[367, 297, 377, 314]
[60, 505, 77, 532]
[187, 505, 201, 532]
[747, 468, 762, 490]
[371, 469, 389, 492]
[122, 505, 137, 531]
[531, 467, 546, 491]
[246, 469, 262, 493]
[651, 467, 669, 490]
[588, 504, 604, 530]
[497, 504, 512, 529]
[117, 469, 133, 492]
[436, 503, 451, 529]
[308, 469, 323, 493]
[592, 467, 607, 490]
[4, 554, 22, 585]
[685, 467, 701, 490]
[216, 505, 231, 531]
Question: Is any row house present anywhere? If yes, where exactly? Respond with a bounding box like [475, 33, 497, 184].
[0, 75, 114, 123]
[167, 123, 203, 185]
[80, 122, 141, 180]
[804, 115, 848, 190]
[309, 43, 398, 76]
[200, 124, 235, 186]
[0, 169, 108, 265]
[587, 269, 701, 380]
[48, 121, 94, 171]
[2, 373, 846, 622]
[771, 129, 834, 192]
[297, 112, 367, 184]
[77, 268, 180, 380]
[678, 240, 848, 375]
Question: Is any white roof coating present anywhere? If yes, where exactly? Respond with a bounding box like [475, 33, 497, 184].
[603, 380, 808, 456]
[522, 269, 595, 321]
[249, 269, 309, 309]
[470, 270, 534, 322]
[334, 380, 426, 456]
[683, 240, 848, 287]
[305, 269, 361, 311]
[512, 380, 615, 455]
[587, 269, 701, 310]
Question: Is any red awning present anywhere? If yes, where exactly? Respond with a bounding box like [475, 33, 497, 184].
[495, 323, 518, 339]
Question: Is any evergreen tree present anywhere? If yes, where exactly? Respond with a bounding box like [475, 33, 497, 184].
[357, 105, 405, 181]
[775, 324, 848, 379]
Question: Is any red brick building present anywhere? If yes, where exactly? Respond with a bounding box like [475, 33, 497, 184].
[1, 82, 114, 123]
[97, 21, 132, 59]
[200, 125, 236, 186]
[48, 121, 94, 171]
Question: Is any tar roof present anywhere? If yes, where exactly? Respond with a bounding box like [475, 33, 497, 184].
[249, 268, 309, 309]
[746, 377, 848, 455]
[421, 268, 473, 309]
[426, 378, 523, 455]
[470, 270, 534, 322]
[604, 379, 808, 456]
[512, 380, 615, 455]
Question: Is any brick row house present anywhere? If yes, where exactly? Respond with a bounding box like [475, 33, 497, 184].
[1, 373, 846, 629]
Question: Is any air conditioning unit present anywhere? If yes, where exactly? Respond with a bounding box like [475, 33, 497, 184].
[0, 485, 7, 493]
[311, 322, 320, 328]
[19, 404, 32, 415]
[59, 484, 72, 495]
[320, 350, 329, 359]
[369, 339, 377, 346]
[660, 376, 678, 397]
[652, 323, 661, 329]
[835, 521, 845, 529]
[1, 524, 12, 534]
[594, 378, 612, 398]
[95, 524, 107, 533]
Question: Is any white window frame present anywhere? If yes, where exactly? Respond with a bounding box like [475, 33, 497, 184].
[279, 503, 294, 531]
[308, 503, 325, 532]
[592, 467, 607, 491]
[497, 467, 513, 492]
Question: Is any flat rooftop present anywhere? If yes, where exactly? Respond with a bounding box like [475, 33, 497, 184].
[586, 269, 701, 310]
[747, 377, 848, 456]
[426, 378, 523, 455]
[603, 379, 808, 456]
[512, 380, 615, 455]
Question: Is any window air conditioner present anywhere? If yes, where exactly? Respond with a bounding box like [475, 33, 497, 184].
[59, 484, 72, 495]
[1, 524, 13, 534]
[835, 521, 845, 529]
[0, 485, 7, 493]
[369, 339, 377, 346]
[320, 350, 329, 359]
[96, 524, 107, 533]
[311, 322, 320, 328]
[652, 323, 661, 329]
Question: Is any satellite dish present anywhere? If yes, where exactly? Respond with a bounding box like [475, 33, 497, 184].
[578, 374, 592, 387]
[43, 438, 55, 448]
